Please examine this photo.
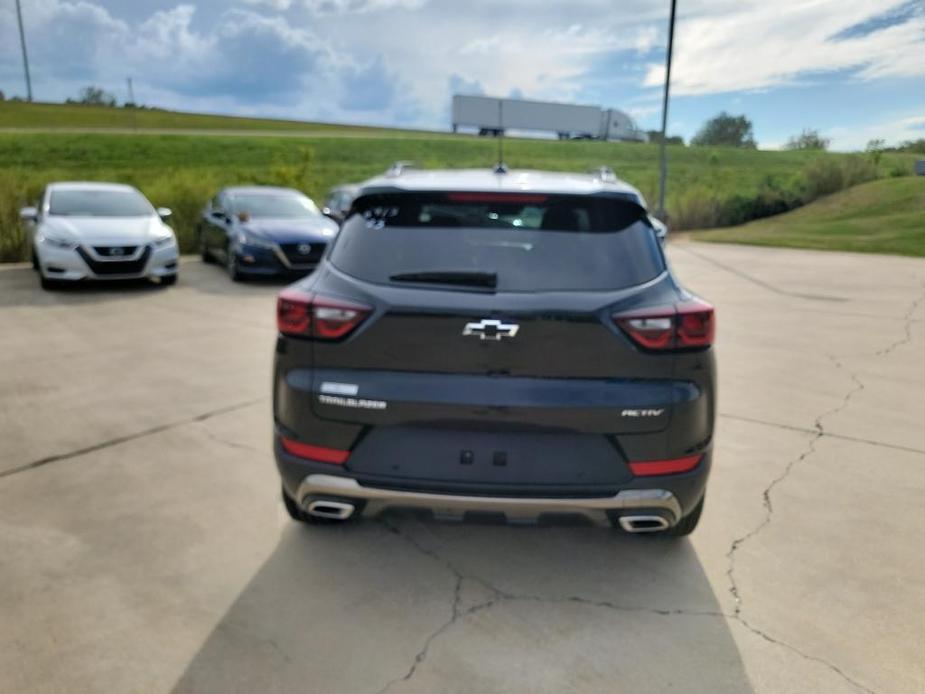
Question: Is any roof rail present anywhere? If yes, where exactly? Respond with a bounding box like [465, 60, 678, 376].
[588, 166, 617, 182]
[386, 161, 419, 177]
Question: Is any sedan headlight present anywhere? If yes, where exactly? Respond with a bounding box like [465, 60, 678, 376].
[236, 229, 276, 249]
[153, 233, 176, 248]
[38, 233, 76, 250]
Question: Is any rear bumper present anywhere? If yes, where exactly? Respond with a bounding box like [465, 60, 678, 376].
[296, 473, 682, 527]
[276, 439, 711, 527]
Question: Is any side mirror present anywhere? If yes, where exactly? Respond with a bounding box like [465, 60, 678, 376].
[157, 207, 172, 222]
[20, 206, 38, 223]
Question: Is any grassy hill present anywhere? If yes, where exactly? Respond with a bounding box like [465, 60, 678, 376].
[694, 177, 925, 256]
[0, 102, 919, 261]
[0, 100, 407, 135]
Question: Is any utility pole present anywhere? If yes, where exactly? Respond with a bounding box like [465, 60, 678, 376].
[127, 77, 138, 131]
[15, 0, 33, 102]
[657, 0, 677, 220]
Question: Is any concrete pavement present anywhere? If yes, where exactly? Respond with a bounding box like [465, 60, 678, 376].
[1, 243, 923, 693]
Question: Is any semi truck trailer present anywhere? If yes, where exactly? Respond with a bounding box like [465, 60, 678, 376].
[451, 95, 647, 142]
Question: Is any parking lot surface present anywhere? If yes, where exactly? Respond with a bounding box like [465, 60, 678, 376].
[1, 242, 924, 694]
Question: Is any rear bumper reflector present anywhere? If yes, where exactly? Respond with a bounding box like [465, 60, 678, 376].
[628, 454, 702, 477]
[280, 437, 350, 465]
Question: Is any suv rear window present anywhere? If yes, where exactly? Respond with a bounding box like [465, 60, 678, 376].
[329, 192, 665, 292]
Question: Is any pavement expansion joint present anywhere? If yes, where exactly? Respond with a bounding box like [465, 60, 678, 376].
[0, 397, 267, 480]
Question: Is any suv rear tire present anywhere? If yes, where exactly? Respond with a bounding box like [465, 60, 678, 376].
[282, 486, 310, 522]
[661, 496, 704, 537]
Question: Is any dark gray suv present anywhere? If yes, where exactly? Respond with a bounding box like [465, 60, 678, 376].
[273, 167, 715, 536]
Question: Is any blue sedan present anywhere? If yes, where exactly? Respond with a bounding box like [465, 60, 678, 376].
[198, 186, 339, 281]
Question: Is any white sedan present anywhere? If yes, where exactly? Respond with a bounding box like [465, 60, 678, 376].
[21, 182, 179, 289]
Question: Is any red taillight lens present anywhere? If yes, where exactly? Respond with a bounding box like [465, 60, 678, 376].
[676, 299, 715, 348]
[312, 297, 371, 339]
[615, 308, 675, 350]
[628, 454, 702, 476]
[277, 289, 371, 340]
[277, 289, 313, 336]
[280, 437, 350, 464]
[615, 299, 714, 351]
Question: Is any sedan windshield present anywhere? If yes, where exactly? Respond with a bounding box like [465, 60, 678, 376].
[231, 193, 321, 219]
[49, 189, 153, 217]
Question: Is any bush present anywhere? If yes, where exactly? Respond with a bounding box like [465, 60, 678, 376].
[669, 186, 721, 230]
[841, 155, 878, 188]
[801, 156, 877, 201]
[143, 171, 227, 251]
[0, 173, 42, 262]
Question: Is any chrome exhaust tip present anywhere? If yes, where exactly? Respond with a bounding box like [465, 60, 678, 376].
[619, 515, 671, 533]
[306, 500, 355, 520]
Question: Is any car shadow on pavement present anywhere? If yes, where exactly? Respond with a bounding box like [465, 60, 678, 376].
[171, 516, 753, 694]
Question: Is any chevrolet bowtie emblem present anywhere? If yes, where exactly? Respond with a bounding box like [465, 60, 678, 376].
[462, 318, 519, 341]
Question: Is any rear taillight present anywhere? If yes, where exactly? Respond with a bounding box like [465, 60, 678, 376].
[628, 454, 702, 476]
[280, 437, 350, 464]
[615, 298, 714, 351]
[277, 289, 371, 340]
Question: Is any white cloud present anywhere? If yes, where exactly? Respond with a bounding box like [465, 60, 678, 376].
[634, 25, 659, 54]
[1, 0, 922, 141]
[301, 0, 427, 14]
[825, 110, 925, 151]
[644, 0, 925, 95]
[241, 0, 294, 9]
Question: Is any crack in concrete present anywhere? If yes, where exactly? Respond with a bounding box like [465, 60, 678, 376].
[374, 520, 501, 694]
[875, 281, 925, 357]
[721, 278, 925, 694]
[735, 614, 875, 694]
[501, 593, 727, 619]
[718, 412, 925, 456]
[198, 424, 264, 454]
[726, 354, 864, 617]
[0, 397, 266, 480]
[374, 518, 731, 694]
[721, 354, 869, 691]
[378, 517, 875, 693]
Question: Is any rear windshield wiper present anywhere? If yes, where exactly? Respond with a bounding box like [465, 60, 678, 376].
[389, 270, 498, 289]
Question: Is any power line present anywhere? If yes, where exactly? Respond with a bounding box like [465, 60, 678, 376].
[657, 0, 677, 219]
[15, 0, 33, 102]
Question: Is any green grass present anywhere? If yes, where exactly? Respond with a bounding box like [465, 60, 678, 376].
[0, 102, 919, 262]
[694, 177, 925, 256]
[0, 100, 407, 135]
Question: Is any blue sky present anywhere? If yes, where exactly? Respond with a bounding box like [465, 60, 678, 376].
[1, 0, 923, 150]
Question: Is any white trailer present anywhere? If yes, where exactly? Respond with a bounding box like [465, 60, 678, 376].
[452, 95, 646, 142]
